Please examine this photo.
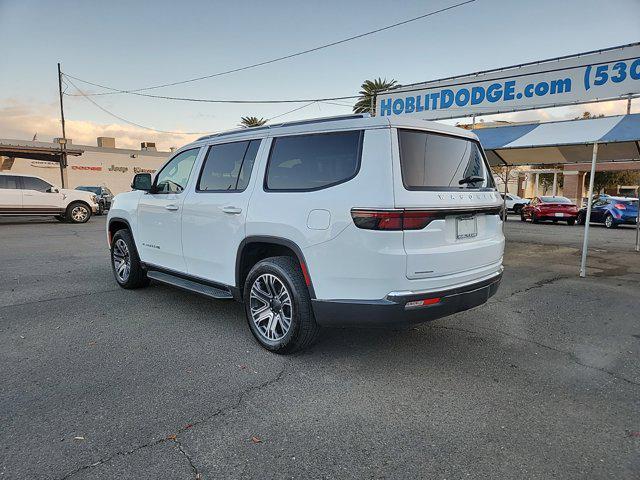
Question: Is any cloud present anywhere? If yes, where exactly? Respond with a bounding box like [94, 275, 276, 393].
[0, 100, 200, 150]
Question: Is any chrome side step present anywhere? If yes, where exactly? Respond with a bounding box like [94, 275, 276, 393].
[147, 270, 233, 300]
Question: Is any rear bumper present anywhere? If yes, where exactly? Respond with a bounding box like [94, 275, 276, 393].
[539, 215, 576, 221]
[312, 272, 502, 327]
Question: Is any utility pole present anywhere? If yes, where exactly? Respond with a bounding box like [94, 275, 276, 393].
[57, 62, 68, 188]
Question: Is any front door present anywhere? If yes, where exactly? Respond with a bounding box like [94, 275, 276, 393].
[182, 139, 262, 286]
[20, 176, 65, 214]
[137, 148, 200, 272]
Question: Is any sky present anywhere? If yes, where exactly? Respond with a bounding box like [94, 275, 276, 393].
[0, 0, 639, 150]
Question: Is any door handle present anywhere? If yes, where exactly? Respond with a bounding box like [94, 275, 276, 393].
[165, 204, 179, 211]
[221, 206, 242, 214]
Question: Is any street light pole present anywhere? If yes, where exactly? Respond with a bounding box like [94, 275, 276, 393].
[57, 62, 68, 188]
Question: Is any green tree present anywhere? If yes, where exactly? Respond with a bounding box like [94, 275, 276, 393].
[585, 170, 640, 193]
[538, 172, 564, 193]
[353, 78, 397, 115]
[239, 116, 267, 128]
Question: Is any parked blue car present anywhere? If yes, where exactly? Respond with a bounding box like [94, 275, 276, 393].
[577, 196, 639, 228]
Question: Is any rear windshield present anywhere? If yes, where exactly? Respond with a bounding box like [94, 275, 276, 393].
[612, 198, 638, 206]
[398, 129, 494, 190]
[541, 196, 572, 203]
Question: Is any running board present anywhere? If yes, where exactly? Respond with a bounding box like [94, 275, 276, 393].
[146, 270, 233, 300]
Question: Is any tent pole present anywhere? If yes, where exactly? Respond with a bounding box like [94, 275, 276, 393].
[579, 143, 598, 277]
[635, 198, 639, 252]
[502, 168, 509, 225]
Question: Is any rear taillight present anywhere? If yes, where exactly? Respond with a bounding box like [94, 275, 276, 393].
[351, 209, 437, 231]
[614, 203, 626, 210]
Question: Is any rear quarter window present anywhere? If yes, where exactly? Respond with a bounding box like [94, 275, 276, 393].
[398, 129, 494, 191]
[265, 130, 363, 191]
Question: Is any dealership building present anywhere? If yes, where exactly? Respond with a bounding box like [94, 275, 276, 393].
[0, 137, 170, 194]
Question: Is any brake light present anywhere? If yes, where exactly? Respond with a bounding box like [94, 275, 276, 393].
[351, 209, 437, 230]
[614, 203, 626, 210]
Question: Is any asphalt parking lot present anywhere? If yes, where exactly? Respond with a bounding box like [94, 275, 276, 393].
[1, 215, 639, 479]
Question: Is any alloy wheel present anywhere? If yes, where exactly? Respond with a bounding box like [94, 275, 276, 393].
[71, 205, 89, 222]
[605, 215, 613, 228]
[112, 239, 131, 282]
[249, 273, 293, 342]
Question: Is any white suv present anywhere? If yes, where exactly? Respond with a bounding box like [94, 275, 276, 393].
[107, 115, 504, 353]
[0, 173, 99, 223]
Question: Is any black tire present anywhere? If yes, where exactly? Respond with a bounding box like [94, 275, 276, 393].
[576, 212, 585, 225]
[520, 211, 526, 222]
[514, 204, 522, 215]
[97, 202, 105, 215]
[567, 219, 575, 226]
[532, 213, 539, 224]
[244, 256, 319, 354]
[604, 214, 617, 229]
[110, 229, 149, 289]
[65, 201, 91, 224]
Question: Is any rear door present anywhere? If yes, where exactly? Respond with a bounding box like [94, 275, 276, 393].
[391, 128, 503, 280]
[0, 175, 23, 213]
[181, 138, 262, 285]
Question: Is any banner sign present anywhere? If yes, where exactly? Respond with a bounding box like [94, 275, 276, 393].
[377, 43, 640, 120]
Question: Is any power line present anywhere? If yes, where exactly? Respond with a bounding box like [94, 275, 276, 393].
[64, 76, 324, 135]
[63, 82, 360, 104]
[65, 76, 216, 135]
[62, 0, 475, 98]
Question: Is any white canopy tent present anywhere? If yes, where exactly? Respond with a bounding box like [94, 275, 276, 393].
[473, 113, 640, 276]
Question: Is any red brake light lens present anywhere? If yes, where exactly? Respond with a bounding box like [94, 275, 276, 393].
[614, 203, 626, 210]
[351, 209, 437, 231]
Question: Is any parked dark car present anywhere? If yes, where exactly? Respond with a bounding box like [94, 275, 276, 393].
[577, 196, 639, 228]
[520, 196, 579, 225]
[75, 186, 113, 215]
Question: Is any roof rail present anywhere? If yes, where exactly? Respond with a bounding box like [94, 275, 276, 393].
[196, 113, 369, 142]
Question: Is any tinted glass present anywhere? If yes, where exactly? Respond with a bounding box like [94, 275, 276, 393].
[398, 129, 493, 189]
[155, 149, 199, 194]
[77, 186, 101, 194]
[237, 139, 260, 191]
[541, 196, 572, 204]
[611, 198, 637, 206]
[0, 175, 20, 189]
[266, 131, 362, 191]
[197, 139, 260, 192]
[22, 176, 52, 192]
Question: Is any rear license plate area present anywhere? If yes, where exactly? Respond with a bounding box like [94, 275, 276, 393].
[554, 212, 564, 217]
[456, 215, 477, 239]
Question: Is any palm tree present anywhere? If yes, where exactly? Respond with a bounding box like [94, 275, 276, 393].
[353, 78, 397, 115]
[239, 116, 267, 128]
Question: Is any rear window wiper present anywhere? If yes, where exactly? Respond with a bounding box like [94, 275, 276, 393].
[458, 175, 484, 185]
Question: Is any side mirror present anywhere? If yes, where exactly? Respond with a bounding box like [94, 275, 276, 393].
[47, 186, 59, 193]
[131, 173, 152, 191]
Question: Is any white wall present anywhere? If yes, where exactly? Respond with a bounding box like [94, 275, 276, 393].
[3, 146, 170, 194]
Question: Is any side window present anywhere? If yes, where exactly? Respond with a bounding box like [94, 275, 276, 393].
[265, 130, 363, 191]
[0, 175, 20, 189]
[22, 176, 51, 192]
[197, 139, 261, 192]
[155, 148, 199, 194]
